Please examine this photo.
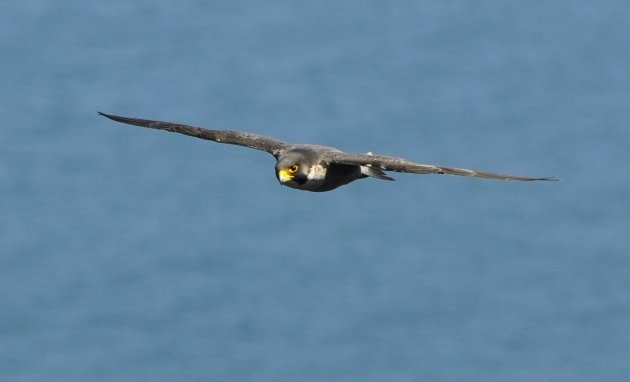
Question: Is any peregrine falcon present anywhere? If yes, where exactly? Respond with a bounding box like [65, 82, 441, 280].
[99, 112, 558, 192]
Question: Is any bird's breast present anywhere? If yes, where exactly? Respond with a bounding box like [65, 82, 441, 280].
[306, 164, 328, 181]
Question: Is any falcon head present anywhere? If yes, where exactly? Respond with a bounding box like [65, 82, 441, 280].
[275, 152, 310, 187]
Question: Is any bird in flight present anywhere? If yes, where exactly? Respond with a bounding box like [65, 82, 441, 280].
[99, 112, 558, 192]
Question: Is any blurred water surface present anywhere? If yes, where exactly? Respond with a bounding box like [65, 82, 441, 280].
[1, 1, 629, 381]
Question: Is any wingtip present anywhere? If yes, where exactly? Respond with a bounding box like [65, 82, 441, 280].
[98, 112, 122, 123]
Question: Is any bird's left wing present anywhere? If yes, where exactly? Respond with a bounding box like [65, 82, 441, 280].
[99, 112, 290, 157]
[329, 152, 558, 181]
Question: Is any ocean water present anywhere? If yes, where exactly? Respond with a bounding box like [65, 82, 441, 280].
[1, 1, 629, 381]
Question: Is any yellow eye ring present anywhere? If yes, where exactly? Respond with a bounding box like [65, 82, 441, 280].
[288, 165, 299, 174]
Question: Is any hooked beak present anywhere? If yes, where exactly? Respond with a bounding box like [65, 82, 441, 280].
[277, 169, 294, 184]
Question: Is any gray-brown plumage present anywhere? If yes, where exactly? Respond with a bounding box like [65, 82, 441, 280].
[99, 112, 558, 192]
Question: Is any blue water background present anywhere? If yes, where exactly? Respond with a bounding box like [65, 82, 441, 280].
[1, 1, 629, 381]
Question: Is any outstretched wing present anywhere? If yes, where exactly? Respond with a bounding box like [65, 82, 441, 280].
[329, 152, 558, 181]
[99, 112, 290, 157]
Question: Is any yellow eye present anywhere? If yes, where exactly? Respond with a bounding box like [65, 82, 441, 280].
[288, 165, 299, 174]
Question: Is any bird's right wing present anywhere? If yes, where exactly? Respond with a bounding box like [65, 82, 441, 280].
[330, 152, 558, 181]
[99, 112, 290, 157]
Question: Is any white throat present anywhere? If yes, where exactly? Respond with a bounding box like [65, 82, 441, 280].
[306, 164, 327, 181]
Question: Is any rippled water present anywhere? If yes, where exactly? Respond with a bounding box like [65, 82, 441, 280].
[1, 1, 629, 381]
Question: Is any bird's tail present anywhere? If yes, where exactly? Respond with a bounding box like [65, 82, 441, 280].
[360, 166, 395, 181]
